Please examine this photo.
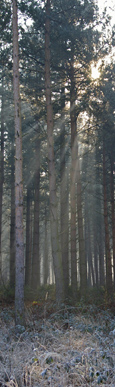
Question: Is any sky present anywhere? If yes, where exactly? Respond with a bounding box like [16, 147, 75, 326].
[98, 0, 115, 25]
[91, 0, 115, 78]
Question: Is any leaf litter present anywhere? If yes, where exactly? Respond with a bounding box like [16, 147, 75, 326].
[0, 304, 115, 386]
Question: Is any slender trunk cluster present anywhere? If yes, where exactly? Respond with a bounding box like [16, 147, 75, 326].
[1, 0, 115, 306]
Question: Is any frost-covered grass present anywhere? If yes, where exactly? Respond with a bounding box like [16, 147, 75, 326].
[0, 302, 115, 386]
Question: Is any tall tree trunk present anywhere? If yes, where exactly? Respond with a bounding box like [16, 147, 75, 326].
[43, 205, 49, 285]
[25, 185, 32, 287]
[99, 220, 105, 286]
[83, 150, 94, 289]
[87, 211, 95, 287]
[76, 155, 87, 297]
[93, 223, 98, 286]
[0, 84, 4, 282]
[12, 0, 24, 326]
[70, 63, 77, 299]
[103, 140, 112, 294]
[110, 148, 115, 289]
[70, 61, 87, 298]
[84, 202, 91, 287]
[45, 0, 64, 304]
[31, 134, 40, 289]
[60, 87, 69, 297]
[10, 145, 15, 288]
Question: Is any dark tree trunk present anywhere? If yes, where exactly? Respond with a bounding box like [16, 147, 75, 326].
[10, 145, 15, 288]
[103, 140, 112, 293]
[31, 134, 40, 289]
[93, 223, 98, 286]
[25, 185, 32, 287]
[87, 213, 95, 287]
[84, 204, 91, 287]
[110, 149, 115, 289]
[70, 63, 77, 299]
[43, 206, 49, 285]
[60, 87, 69, 297]
[0, 84, 4, 282]
[45, 0, 64, 304]
[13, 0, 25, 326]
[99, 220, 105, 286]
[77, 157, 87, 297]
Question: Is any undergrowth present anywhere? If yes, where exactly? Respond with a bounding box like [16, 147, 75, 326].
[0, 284, 115, 386]
[0, 297, 115, 386]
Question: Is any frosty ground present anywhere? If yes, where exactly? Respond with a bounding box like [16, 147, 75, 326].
[0, 303, 115, 386]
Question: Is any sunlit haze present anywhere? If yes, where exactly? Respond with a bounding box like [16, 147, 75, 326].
[91, 63, 100, 79]
[98, 0, 115, 25]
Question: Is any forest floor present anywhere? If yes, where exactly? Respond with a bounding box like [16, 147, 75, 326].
[0, 300, 115, 387]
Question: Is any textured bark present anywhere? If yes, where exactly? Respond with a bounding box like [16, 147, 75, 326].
[95, 147, 105, 287]
[99, 221, 105, 286]
[84, 153, 94, 289]
[0, 84, 4, 281]
[84, 206, 91, 287]
[77, 160, 87, 297]
[93, 223, 98, 286]
[87, 212, 95, 287]
[103, 140, 112, 293]
[60, 88, 69, 297]
[45, 0, 64, 303]
[31, 135, 40, 289]
[70, 62, 86, 298]
[43, 206, 49, 285]
[10, 146, 15, 288]
[25, 186, 32, 287]
[70, 63, 77, 299]
[13, 0, 25, 326]
[110, 150, 115, 288]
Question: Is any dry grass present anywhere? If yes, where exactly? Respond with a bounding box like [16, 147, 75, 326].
[0, 303, 115, 386]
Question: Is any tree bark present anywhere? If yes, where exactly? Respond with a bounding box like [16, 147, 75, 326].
[99, 220, 105, 286]
[77, 159, 87, 297]
[70, 63, 77, 299]
[87, 210, 95, 287]
[31, 134, 40, 289]
[43, 205, 49, 285]
[0, 83, 4, 282]
[60, 88, 69, 297]
[10, 144, 15, 288]
[103, 139, 112, 294]
[93, 222, 98, 286]
[70, 61, 87, 298]
[83, 149, 94, 289]
[12, 0, 25, 326]
[110, 148, 115, 289]
[45, 0, 64, 304]
[25, 185, 32, 287]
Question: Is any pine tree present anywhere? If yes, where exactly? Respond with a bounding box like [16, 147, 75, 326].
[12, 0, 25, 326]
[45, 0, 64, 304]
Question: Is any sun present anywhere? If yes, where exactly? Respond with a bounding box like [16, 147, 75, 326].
[91, 60, 101, 80]
[91, 66, 100, 79]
